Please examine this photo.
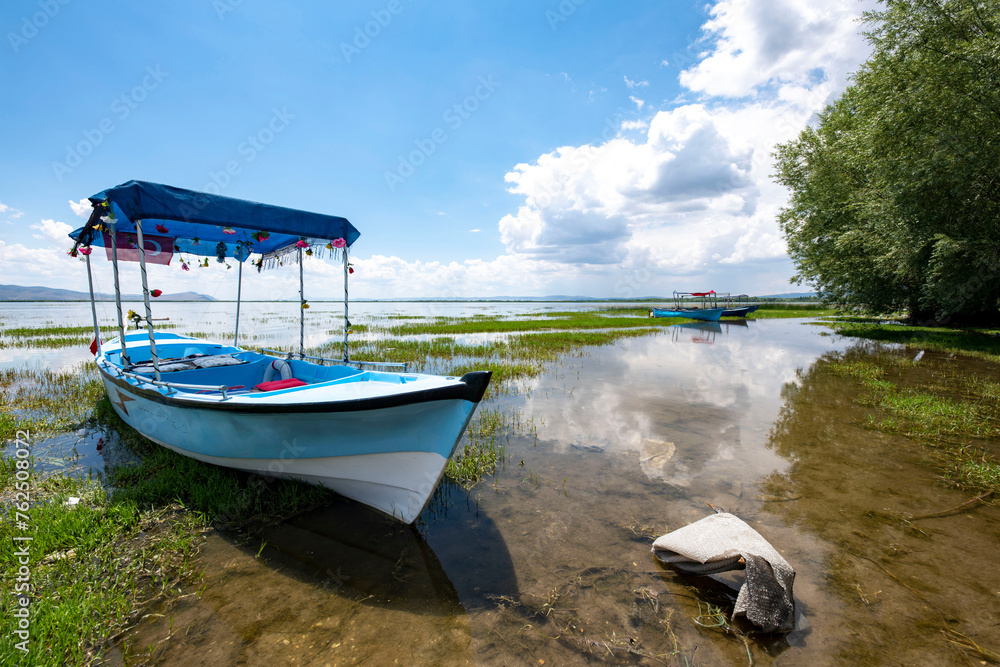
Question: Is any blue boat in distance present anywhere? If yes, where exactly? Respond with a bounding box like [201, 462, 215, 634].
[650, 290, 725, 321]
[719, 293, 760, 318]
[650, 306, 724, 321]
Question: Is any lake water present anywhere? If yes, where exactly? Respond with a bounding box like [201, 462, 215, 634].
[3, 302, 999, 665]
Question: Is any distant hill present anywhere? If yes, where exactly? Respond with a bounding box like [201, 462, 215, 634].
[0, 284, 216, 302]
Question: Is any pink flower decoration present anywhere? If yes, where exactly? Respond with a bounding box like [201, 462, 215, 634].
[79, 247, 92, 256]
[181, 262, 190, 271]
[332, 238, 346, 249]
[223, 227, 236, 235]
[155, 224, 169, 233]
[295, 240, 309, 248]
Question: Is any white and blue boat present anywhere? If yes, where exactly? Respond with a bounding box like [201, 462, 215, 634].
[68, 180, 491, 524]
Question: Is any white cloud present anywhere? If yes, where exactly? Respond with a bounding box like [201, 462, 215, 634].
[485, 0, 875, 296]
[69, 198, 92, 217]
[679, 0, 877, 99]
[620, 120, 649, 131]
[0, 239, 88, 287]
[1, 201, 24, 221]
[32, 219, 74, 244]
[624, 75, 649, 88]
[469, 228, 481, 233]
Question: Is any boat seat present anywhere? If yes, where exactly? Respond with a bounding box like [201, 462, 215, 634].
[131, 353, 248, 374]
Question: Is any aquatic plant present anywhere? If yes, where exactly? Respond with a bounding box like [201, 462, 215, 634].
[0, 365, 104, 441]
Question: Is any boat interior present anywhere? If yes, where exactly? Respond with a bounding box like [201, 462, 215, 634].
[102, 336, 418, 396]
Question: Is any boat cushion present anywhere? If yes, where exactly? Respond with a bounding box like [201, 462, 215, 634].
[131, 354, 247, 374]
[254, 378, 308, 392]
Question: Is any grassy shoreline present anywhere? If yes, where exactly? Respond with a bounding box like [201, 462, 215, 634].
[2, 304, 998, 664]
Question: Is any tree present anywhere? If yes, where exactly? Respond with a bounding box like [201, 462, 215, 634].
[774, 0, 1000, 325]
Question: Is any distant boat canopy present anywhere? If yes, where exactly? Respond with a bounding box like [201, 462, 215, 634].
[68, 179, 360, 264]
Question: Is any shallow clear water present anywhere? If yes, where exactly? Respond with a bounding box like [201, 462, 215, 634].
[3, 302, 999, 665]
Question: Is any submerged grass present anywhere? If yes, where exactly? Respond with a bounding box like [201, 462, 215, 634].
[827, 354, 1000, 493]
[0, 365, 105, 442]
[445, 407, 533, 488]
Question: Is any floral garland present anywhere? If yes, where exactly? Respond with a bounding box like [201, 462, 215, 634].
[255, 237, 348, 272]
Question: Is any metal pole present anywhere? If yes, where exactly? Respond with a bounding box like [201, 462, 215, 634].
[134, 220, 161, 382]
[85, 252, 102, 357]
[108, 221, 129, 367]
[343, 248, 349, 363]
[234, 256, 243, 346]
[298, 246, 305, 358]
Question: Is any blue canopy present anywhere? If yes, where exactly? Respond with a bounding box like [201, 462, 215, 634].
[69, 180, 360, 260]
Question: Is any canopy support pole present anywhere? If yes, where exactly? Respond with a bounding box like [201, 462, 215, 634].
[343, 248, 349, 363]
[234, 256, 243, 346]
[134, 220, 161, 382]
[299, 246, 305, 358]
[108, 221, 129, 368]
[85, 252, 101, 357]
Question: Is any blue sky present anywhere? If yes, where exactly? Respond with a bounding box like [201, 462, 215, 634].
[1, 0, 876, 300]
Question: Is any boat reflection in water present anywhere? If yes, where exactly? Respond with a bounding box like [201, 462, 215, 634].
[258, 487, 519, 613]
[123, 480, 519, 664]
[671, 321, 723, 345]
[670, 319, 750, 345]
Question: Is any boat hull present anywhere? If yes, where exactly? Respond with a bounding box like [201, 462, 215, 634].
[99, 364, 489, 524]
[651, 307, 725, 322]
[720, 305, 759, 318]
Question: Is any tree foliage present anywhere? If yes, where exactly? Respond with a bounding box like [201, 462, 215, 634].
[774, 0, 1000, 324]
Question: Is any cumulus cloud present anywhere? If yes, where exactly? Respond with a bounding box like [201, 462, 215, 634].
[69, 198, 92, 217]
[679, 0, 876, 99]
[490, 0, 876, 295]
[32, 219, 74, 243]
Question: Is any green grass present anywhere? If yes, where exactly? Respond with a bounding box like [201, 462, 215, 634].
[0, 470, 206, 666]
[755, 306, 840, 318]
[1, 326, 117, 337]
[827, 319, 1000, 362]
[383, 311, 671, 335]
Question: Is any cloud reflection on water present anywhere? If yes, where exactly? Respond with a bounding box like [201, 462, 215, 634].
[511, 318, 850, 494]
